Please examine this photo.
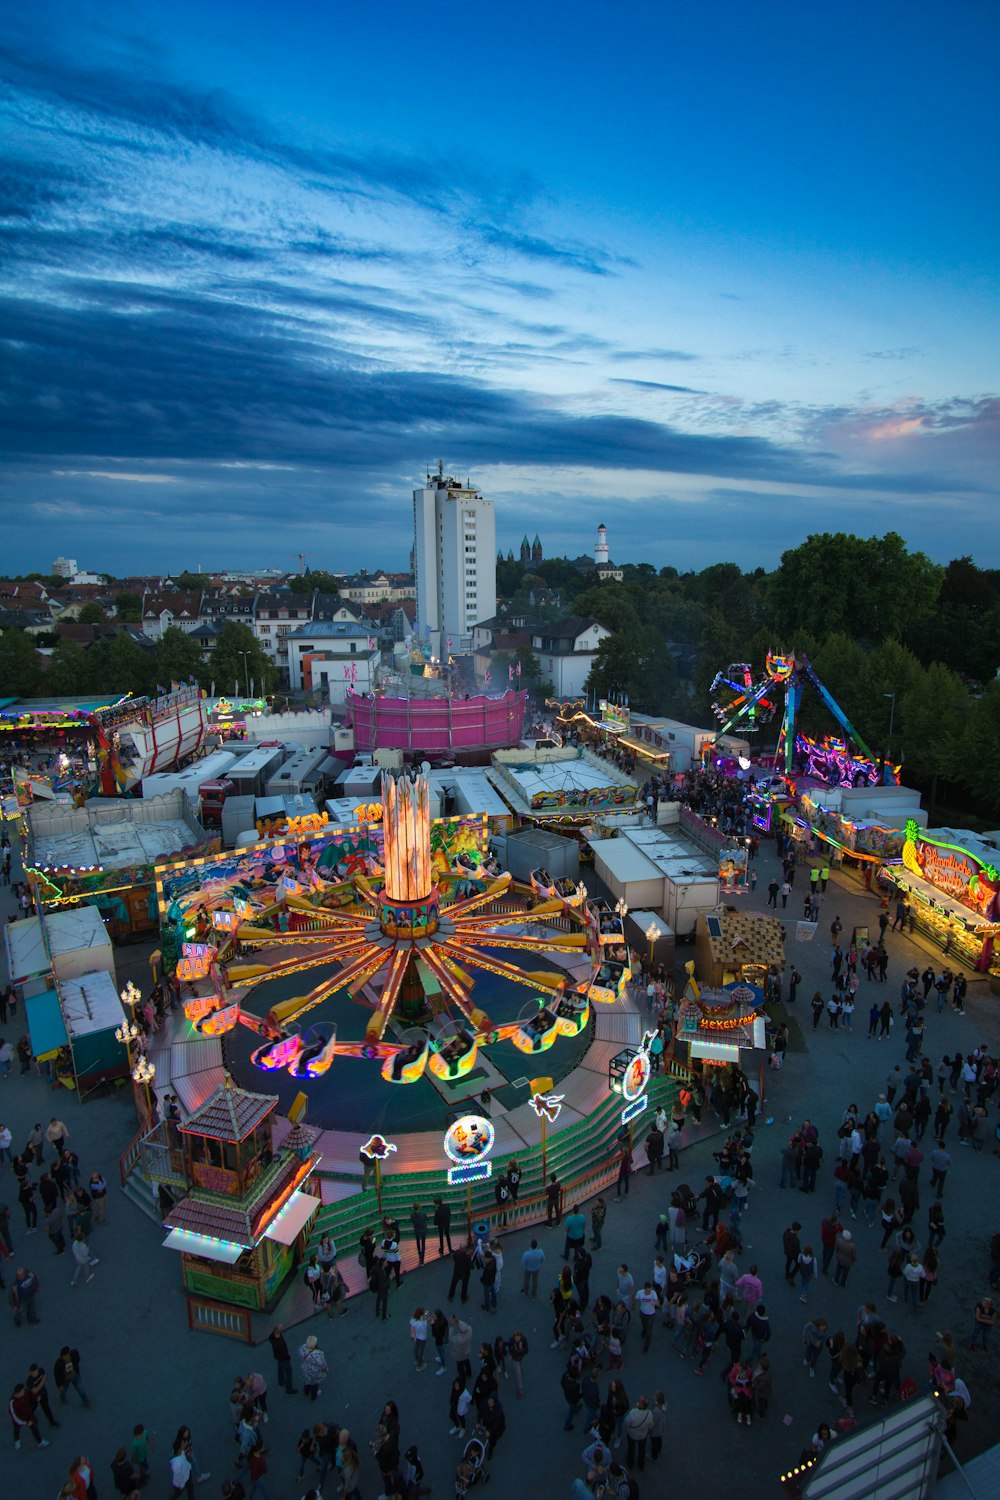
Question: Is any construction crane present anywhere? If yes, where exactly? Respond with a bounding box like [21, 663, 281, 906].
[289, 553, 307, 575]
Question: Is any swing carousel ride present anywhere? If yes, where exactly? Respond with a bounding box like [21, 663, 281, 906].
[168, 773, 628, 1112]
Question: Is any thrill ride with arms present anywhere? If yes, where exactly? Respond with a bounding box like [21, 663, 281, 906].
[711, 652, 899, 788]
[163, 773, 626, 1088]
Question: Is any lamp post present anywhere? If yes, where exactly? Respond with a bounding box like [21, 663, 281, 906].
[883, 691, 896, 771]
[121, 980, 141, 1015]
[615, 897, 628, 920]
[115, 1017, 139, 1073]
[132, 1054, 156, 1120]
[645, 920, 658, 967]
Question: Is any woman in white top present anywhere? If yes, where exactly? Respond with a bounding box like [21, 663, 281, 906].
[409, 1307, 429, 1368]
[901, 1254, 925, 1311]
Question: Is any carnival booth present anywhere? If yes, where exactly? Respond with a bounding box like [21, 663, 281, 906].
[4, 905, 116, 997]
[881, 823, 1000, 977]
[58, 970, 129, 1095]
[694, 909, 785, 990]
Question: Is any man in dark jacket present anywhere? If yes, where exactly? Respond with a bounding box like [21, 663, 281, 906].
[782, 1222, 802, 1283]
[433, 1198, 453, 1256]
[448, 1242, 472, 1303]
[645, 1125, 664, 1174]
[267, 1323, 297, 1393]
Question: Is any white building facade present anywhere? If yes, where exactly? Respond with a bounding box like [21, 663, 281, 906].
[531, 617, 611, 698]
[284, 621, 380, 700]
[413, 469, 496, 659]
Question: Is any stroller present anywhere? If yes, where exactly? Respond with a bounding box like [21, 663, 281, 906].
[672, 1249, 710, 1286]
[455, 1425, 491, 1495]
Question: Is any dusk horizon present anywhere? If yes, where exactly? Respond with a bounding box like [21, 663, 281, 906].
[2, 1, 998, 576]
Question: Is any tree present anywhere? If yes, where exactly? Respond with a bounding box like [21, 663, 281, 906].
[87, 633, 157, 698]
[77, 601, 110, 624]
[288, 572, 342, 596]
[960, 683, 1000, 817]
[897, 662, 968, 815]
[114, 592, 142, 622]
[173, 571, 204, 590]
[45, 639, 93, 696]
[585, 628, 679, 715]
[155, 626, 206, 688]
[207, 621, 277, 697]
[572, 583, 643, 637]
[766, 532, 942, 644]
[0, 629, 42, 696]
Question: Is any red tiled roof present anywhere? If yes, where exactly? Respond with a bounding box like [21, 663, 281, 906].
[164, 1154, 312, 1248]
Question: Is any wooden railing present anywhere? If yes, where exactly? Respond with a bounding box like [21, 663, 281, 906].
[118, 1121, 149, 1188]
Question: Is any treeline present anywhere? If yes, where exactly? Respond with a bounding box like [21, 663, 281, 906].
[498, 533, 1000, 819]
[0, 621, 277, 702]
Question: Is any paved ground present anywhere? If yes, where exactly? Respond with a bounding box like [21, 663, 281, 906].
[1, 825, 998, 1499]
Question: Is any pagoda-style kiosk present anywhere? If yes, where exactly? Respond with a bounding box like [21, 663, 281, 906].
[161, 1076, 320, 1313]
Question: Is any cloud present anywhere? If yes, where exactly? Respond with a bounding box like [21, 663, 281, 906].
[610, 378, 709, 395]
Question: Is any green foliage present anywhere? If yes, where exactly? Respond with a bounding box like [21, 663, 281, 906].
[87, 632, 157, 697]
[288, 572, 342, 596]
[0, 629, 43, 696]
[206, 621, 277, 697]
[156, 626, 205, 687]
[767, 532, 942, 644]
[585, 628, 679, 715]
[77, 601, 110, 624]
[113, 592, 143, 622]
[45, 639, 93, 696]
[172, 571, 204, 590]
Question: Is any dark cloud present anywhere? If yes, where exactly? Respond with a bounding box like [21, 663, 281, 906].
[611, 378, 708, 395]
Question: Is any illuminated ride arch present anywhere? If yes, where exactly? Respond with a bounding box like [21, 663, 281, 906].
[712, 650, 898, 787]
[176, 772, 620, 1086]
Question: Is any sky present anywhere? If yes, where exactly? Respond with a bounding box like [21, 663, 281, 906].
[2, 0, 999, 577]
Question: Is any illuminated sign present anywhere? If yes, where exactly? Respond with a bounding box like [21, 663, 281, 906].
[612, 1030, 656, 1126]
[529, 1091, 565, 1123]
[354, 803, 384, 823]
[443, 1114, 495, 1185]
[360, 1134, 398, 1162]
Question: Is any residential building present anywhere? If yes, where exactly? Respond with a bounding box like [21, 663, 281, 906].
[51, 557, 77, 579]
[253, 592, 312, 680]
[413, 465, 496, 658]
[531, 616, 611, 698]
[283, 621, 380, 699]
[140, 590, 205, 641]
[339, 572, 415, 606]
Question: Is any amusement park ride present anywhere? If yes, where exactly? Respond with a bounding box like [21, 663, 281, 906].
[173, 773, 627, 1087]
[710, 652, 899, 787]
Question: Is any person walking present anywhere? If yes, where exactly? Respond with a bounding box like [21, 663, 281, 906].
[370, 1256, 391, 1321]
[802, 1316, 827, 1377]
[298, 1336, 328, 1401]
[782, 1222, 802, 1283]
[53, 1346, 89, 1406]
[636, 1281, 660, 1352]
[479, 1249, 498, 1314]
[9, 1383, 49, 1450]
[615, 1143, 632, 1199]
[797, 1245, 817, 1303]
[970, 1296, 996, 1351]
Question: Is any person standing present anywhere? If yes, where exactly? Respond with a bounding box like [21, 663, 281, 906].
[70, 1226, 98, 1285]
[370, 1257, 391, 1321]
[782, 1222, 802, 1283]
[479, 1250, 498, 1314]
[449, 1313, 473, 1385]
[833, 1229, 857, 1287]
[767, 879, 779, 908]
[298, 1336, 328, 1401]
[562, 1203, 587, 1262]
[11, 1265, 40, 1326]
[970, 1296, 996, 1350]
[507, 1159, 521, 1201]
[267, 1325, 296, 1395]
[590, 1197, 607, 1250]
[410, 1202, 427, 1265]
[447, 1241, 472, 1303]
[409, 1306, 428, 1369]
[433, 1198, 453, 1257]
[636, 1282, 660, 1352]
[625, 1396, 653, 1470]
[521, 1239, 545, 1299]
[45, 1118, 69, 1158]
[546, 1173, 563, 1224]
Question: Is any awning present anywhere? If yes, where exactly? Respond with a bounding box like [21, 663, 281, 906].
[262, 1189, 322, 1246]
[689, 1039, 741, 1063]
[25, 988, 68, 1062]
[162, 1228, 245, 1264]
[618, 736, 670, 761]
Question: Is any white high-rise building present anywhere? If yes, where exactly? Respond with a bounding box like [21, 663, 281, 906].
[413, 466, 496, 658]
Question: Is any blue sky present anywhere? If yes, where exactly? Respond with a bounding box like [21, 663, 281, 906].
[2, 0, 998, 575]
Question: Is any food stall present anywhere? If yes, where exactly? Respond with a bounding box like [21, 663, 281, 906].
[881, 822, 1000, 976]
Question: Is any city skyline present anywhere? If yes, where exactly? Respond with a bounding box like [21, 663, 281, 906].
[2, 2, 999, 575]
